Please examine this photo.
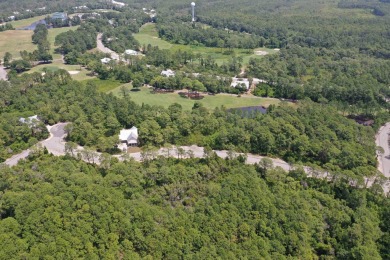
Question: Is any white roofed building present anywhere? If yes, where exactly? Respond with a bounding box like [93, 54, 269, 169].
[124, 49, 138, 55]
[118, 127, 138, 151]
[161, 69, 175, 77]
[101, 57, 112, 64]
[231, 77, 250, 90]
[19, 115, 40, 127]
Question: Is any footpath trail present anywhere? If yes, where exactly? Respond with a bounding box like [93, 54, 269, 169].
[3, 122, 390, 194]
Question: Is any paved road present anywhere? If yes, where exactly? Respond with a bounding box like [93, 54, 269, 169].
[4, 149, 31, 166]
[3, 122, 390, 194]
[375, 122, 390, 194]
[3, 123, 68, 166]
[376, 122, 390, 178]
[41, 123, 68, 156]
[0, 65, 7, 81]
[96, 33, 120, 60]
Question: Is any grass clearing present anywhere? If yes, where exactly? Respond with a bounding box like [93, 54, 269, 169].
[109, 85, 281, 111]
[0, 25, 78, 60]
[0, 30, 35, 58]
[134, 23, 277, 65]
[25, 60, 94, 81]
[48, 26, 79, 59]
[9, 15, 47, 28]
[82, 78, 124, 92]
[134, 23, 172, 49]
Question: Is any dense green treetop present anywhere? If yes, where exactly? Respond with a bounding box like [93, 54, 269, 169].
[0, 73, 381, 179]
[0, 153, 389, 258]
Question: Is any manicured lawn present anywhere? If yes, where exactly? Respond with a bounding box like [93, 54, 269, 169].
[25, 60, 94, 81]
[109, 85, 281, 111]
[0, 30, 35, 58]
[82, 78, 124, 92]
[134, 23, 277, 65]
[0, 26, 78, 60]
[48, 26, 79, 59]
[9, 15, 47, 28]
[134, 23, 172, 49]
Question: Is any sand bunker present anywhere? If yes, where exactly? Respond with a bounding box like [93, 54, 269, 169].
[68, 71, 80, 75]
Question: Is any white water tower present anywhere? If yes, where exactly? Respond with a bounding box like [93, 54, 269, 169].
[191, 2, 196, 22]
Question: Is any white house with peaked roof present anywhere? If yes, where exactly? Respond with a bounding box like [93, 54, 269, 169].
[118, 127, 138, 151]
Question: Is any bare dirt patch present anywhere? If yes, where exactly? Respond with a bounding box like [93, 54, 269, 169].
[254, 50, 269, 55]
[127, 147, 142, 153]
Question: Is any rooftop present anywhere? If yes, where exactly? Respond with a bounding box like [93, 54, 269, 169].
[119, 127, 138, 144]
[51, 12, 67, 20]
[161, 69, 175, 77]
[101, 57, 112, 64]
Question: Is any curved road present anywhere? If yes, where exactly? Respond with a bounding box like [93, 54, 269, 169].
[3, 122, 390, 194]
[97, 33, 120, 60]
[3, 123, 68, 166]
[41, 123, 68, 156]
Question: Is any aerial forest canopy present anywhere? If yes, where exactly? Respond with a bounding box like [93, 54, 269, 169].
[0, 150, 389, 258]
[148, 0, 390, 110]
[0, 0, 390, 258]
[0, 75, 379, 176]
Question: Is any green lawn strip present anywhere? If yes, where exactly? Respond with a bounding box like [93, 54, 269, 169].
[48, 26, 79, 59]
[9, 15, 47, 28]
[24, 60, 94, 81]
[134, 23, 277, 65]
[109, 85, 280, 111]
[83, 78, 124, 92]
